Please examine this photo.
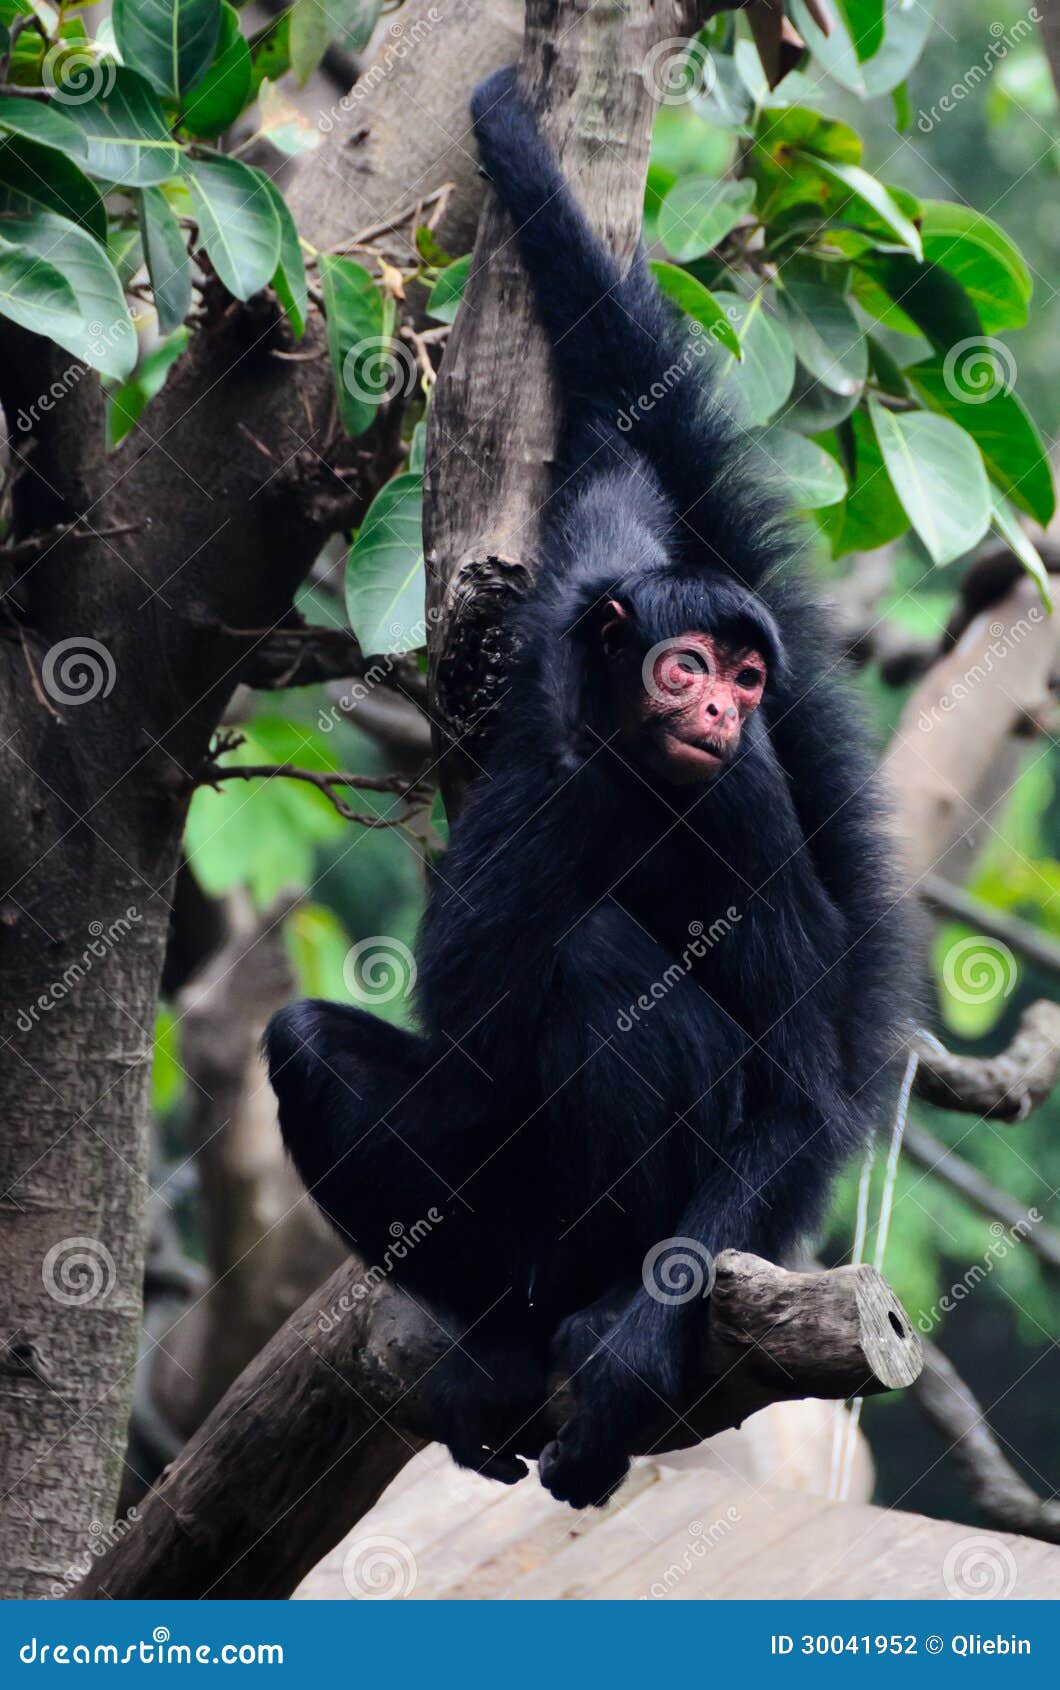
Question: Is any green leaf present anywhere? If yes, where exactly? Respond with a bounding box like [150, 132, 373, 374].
[152, 1007, 185, 1116]
[906, 355, 1054, 527]
[248, 11, 290, 97]
[657, 175, 755, 262]
[868, 396, 990, 565]
[856, 253, 981, 351]
[0, 94, 88, 160]
[320, 252, 392, 434]
[289, 0, 328, 86]
[407, 418, 427, 473]
[791, 0, 933, 97]
[990, 495, 1052, 609]
[918, 200, 1032, 334]
[183, 150, 280, 299]
[747, 427, 846, 509]
[60, 66, 180, 187]
[818, 411, 908, 556]
[0, 134, 106, 243]
[345, 471, 425, 655]
[256, 79, 320, 156]
[328, 0, 381, 51]
[255, 169, 307, 338]
[425, 253, 470, 325]
[891, 80, 912, 133]
[775, 281, 866, 397]
[707, 290, 794, 426]
[784, 362, 860, 435]
[283, 902, 355, 1003]
[750, 105, 861, 218]
[138, 185, 191, 333]
[0, 210, 137, 378]
[0, 238, 82, 355]
[108, 326, 188, 445]
[114, 0, 221, 102]
[650, 262, 741, 359]
[180, 3, 251, 139]
[795, 153, 922, 258]
[835, 0, 884, 62]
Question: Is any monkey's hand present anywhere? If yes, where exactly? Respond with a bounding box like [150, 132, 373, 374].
[538, 1413, 631, 1510]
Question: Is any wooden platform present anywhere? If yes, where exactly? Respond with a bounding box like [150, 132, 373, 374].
[296, 1414, 1060, 1601]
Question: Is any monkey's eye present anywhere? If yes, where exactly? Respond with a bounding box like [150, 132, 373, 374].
[735, 667, 764, 689]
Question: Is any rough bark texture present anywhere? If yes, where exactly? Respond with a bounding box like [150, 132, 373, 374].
[73, 1249, 921, 1599]
[424, 0, 705, 798]
[0, 0, 521, 1599]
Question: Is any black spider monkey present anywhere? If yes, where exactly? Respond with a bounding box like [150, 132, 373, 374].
[267, 66, 908, 1509]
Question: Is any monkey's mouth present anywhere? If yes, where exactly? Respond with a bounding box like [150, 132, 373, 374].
[661, 732, 730, 781]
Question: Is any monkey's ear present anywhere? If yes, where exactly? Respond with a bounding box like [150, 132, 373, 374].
[600, 598, 634, 657]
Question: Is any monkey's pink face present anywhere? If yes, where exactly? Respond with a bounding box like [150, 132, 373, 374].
[644, 631, 767, 779]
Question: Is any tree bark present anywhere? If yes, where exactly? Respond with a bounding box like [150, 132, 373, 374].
[73, 1249, 921, 1599]
[0, 0, 521, 1599]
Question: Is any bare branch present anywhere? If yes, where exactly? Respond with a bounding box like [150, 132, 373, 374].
[913, 1341, 1060, 1543]
[920, 874, 1060, 981]
[73, 1250, 921, 1600]
[196, 746, 433, 826]
[912, 1000, 1060, 1122]
[902, 1122, 1060, 1272]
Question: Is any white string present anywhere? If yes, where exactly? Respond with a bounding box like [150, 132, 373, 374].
[836, 1049, 919, 1502]
[828, 1129, 878, 1500]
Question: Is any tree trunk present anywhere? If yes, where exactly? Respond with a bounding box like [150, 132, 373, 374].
[0, 0, 521, 1598]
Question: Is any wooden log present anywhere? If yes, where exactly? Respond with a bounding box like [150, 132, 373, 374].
[74, 1249, 920, 1599]
[912, 999, 1060, 1121]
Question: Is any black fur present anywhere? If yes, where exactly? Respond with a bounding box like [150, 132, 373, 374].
[266, 68, 909, 1508]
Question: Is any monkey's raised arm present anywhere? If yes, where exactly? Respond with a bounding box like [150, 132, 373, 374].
[471, 68, 784, 593]
[470, 68, 675, 431]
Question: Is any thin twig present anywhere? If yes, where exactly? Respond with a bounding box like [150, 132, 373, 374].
[196, 749, 433, 825]
[903, 1121, 1060, 1272]
[921, 874, 1060, 980]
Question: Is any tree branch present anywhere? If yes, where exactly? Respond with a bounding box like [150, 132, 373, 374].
[912, 1340, 1060, 1543]
[920, 874, 1060, 981]
[902, 1122, 1060, 1272]
[73, 1249, 921, 1599]
[912, 1000, 1060, 1122]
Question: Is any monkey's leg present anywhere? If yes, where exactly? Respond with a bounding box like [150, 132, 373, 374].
[266, 998, 549, 1479]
